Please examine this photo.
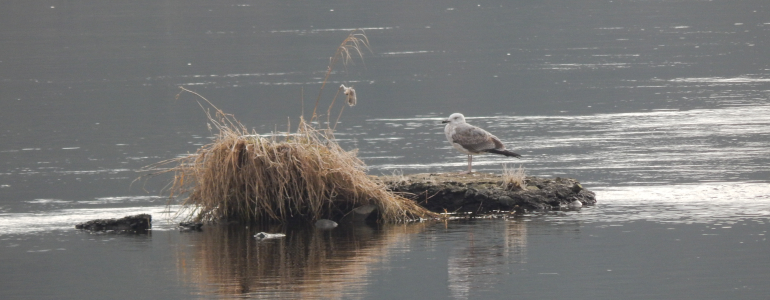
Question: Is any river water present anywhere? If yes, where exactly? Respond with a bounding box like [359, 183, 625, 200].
[1, 1, 769, 299]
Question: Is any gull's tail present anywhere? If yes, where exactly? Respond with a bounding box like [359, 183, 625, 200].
[485, 149, 522, 158]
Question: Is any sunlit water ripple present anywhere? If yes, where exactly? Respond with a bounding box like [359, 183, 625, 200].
[2, 104, 768, 235]
[0, 205, 183, 235]
[350, 104, 770, 186]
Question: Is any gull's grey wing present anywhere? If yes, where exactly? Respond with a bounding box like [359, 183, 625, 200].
[451, 124, 498, 153]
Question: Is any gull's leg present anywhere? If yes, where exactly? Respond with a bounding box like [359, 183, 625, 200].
[467, 155, 473, 173]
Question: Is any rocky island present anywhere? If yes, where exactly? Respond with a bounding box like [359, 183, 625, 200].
[380, 173, 596, 214]
[75, 174, 595, 230]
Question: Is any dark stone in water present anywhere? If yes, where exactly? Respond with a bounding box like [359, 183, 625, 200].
[315, 219, 339, 229]
[380, 173, 596, 214]
[75, 214, 152, 233]
[340, 204, 378, 224]
[179, 221, 203, 231]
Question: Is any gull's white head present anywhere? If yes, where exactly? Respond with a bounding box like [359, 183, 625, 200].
[442, 113, 466, 125]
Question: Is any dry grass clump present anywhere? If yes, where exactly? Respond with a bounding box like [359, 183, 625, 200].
[502, 164, 527, 190]
[145, 89, 434, 223]
[386, 169, 410, 187]
[143, 31, 435, 223]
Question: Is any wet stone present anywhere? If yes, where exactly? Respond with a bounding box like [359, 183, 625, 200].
[315, 219, 339, 229]
[179, 221, 203, 231]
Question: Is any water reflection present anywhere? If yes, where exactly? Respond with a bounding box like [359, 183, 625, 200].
[176, 222, 428, 299]
[173, 219, 538, 299]
[447, 220, 527, 300]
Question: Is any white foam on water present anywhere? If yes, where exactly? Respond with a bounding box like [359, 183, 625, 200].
[381, 50, 433, 55]
[670, 76, 770, 83]
[77, 195, 166, 205]
[26, 199, 71, 204]
[0, 205, 183, 235]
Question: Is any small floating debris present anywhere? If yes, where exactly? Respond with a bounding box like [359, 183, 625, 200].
[254, 232, 287, 240]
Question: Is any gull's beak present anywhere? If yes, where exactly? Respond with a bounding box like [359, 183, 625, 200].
[441, 119, 450, 124]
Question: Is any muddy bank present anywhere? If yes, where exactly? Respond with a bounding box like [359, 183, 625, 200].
[379, 173, 596, 214]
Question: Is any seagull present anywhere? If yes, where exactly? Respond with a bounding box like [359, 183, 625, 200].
[442, 113, 522, 173]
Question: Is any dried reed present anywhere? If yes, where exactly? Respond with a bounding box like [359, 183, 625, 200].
[502, 164, 527, 190]
[142, 31, 434, 223]
[311, 30, 370, 128]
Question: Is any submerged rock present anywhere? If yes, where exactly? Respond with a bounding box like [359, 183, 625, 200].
[380, 173, 596, 214]
[179, 221, 203, 231]
[75, 214, 151, 233]
[315, 219, 339, 229]
[567, 199, 583, 209]
[340, 204, 377, 224]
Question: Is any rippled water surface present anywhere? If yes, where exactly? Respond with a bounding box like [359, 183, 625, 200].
[2, 0, 769, 299]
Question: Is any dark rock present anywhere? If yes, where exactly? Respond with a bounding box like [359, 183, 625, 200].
[315, 219, 339, 229]
[340, 204, 377, 224]
[179, 221, 203, 231]
[75, 214, 151, 233]
[379, 173, 596, 214]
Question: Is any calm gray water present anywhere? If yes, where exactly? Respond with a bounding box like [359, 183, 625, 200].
[2, 0, 769, 299]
